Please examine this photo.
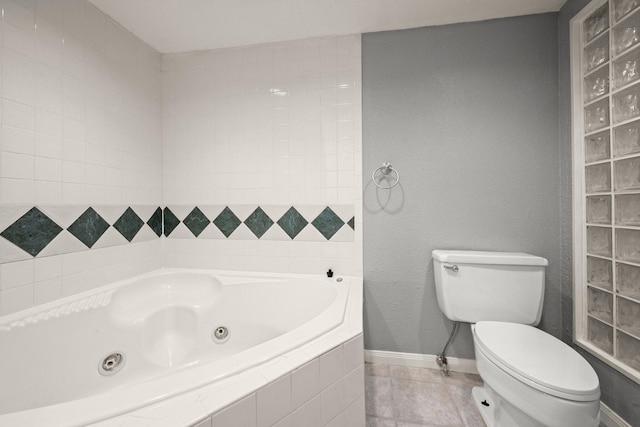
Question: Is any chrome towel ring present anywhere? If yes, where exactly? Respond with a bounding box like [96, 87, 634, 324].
[372, 162, 400, 189]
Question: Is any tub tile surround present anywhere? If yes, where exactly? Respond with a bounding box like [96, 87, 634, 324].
[0, 203, 355, 256]
[0, 202, 359, 314]
[161, 35, 363, 209]
[0, 0, 363, 312]
[0, 204, 164, 315]
[0, 0, 164, 206]
[0, 0, 164, 313]
[0, 238, 163, 315]
[161, 34, 363, 276]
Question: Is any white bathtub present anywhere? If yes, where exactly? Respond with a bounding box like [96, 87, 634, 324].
[0, 269, 363, 426]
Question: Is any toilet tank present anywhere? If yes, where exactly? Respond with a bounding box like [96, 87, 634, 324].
[432, 250, 548, 325]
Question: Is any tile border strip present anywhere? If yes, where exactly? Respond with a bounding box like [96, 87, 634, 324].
[164, 205, 355, 242]
[0, 205, 162, 264]
[0, 204, 356, 264]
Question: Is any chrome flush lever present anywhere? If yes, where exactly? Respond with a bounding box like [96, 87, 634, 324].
[444, 264, 459, 272]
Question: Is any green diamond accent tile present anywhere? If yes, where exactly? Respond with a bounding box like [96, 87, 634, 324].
[0, 207, 63, 256]
[113, 207, 144, 242]
[163, 208, 180, 237]
[347, 216, 355, 230]
[311, 207, 344, 240]
[183, 207, 210, 237]
[67, 207, 110, 248]
[244, 207, 274, 239]
[277, 207, 308, 239]
[147, 207, 163, 237]
[213, 207, 242, 238]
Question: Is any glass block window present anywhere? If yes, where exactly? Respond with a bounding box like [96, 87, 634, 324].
[572, 0, 640, 383]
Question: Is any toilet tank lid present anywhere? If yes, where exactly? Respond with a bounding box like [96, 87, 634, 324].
[432, 250, 548, 266]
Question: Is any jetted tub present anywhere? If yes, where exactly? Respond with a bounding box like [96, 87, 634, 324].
[0, 269, 363, 426]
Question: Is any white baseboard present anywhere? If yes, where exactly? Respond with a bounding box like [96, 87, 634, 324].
[600, 402, 631, 427]
[364, 349, 478, 374]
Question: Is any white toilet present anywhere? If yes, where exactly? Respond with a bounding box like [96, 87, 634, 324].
[432, 250, 600, 427]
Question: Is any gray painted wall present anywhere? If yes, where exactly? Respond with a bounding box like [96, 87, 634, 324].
[361, 4, 640, 423]
[362, 14, 560, 359]
[559, 0, 640, 422]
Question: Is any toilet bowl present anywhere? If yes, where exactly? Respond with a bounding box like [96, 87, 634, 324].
[472, 321, 600, 427]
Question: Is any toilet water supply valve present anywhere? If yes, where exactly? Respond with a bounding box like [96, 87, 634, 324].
[436, 321, 460, 376]
[435, 354, 448, 375]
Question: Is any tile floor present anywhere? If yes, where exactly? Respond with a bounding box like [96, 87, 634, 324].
[364, 363, 486, 427]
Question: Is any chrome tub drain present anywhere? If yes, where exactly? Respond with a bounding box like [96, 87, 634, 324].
[212, 326, 229, 343]
[98, 352, 126, 376]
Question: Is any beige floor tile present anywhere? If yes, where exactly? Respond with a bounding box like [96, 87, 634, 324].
[366, 416, 397, 427]
[397, 421, 464, 427]
[446, 384, 486, 427]
[397, 423, 463, 427]
[365, 364, 485, 427]
[365, 375, 395, 418]
[441, 371, 483, 387]
[391, 377, 463, 426]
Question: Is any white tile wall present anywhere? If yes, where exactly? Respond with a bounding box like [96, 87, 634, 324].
[0, 238, 162, 314]
[162, 36, 363, 276]
[162, 36, 361, 207]
[0, 1, 363, 314]
[163, 238, 358, 276]
[0, 0, 163, 315]
[0, 0, 163, 206]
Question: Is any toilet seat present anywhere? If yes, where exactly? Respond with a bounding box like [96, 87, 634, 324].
[473, 321, 600, 402]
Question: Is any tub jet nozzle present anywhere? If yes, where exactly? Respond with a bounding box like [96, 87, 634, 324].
[98, 352, 126, 376]
[212, 326, 230, 343]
